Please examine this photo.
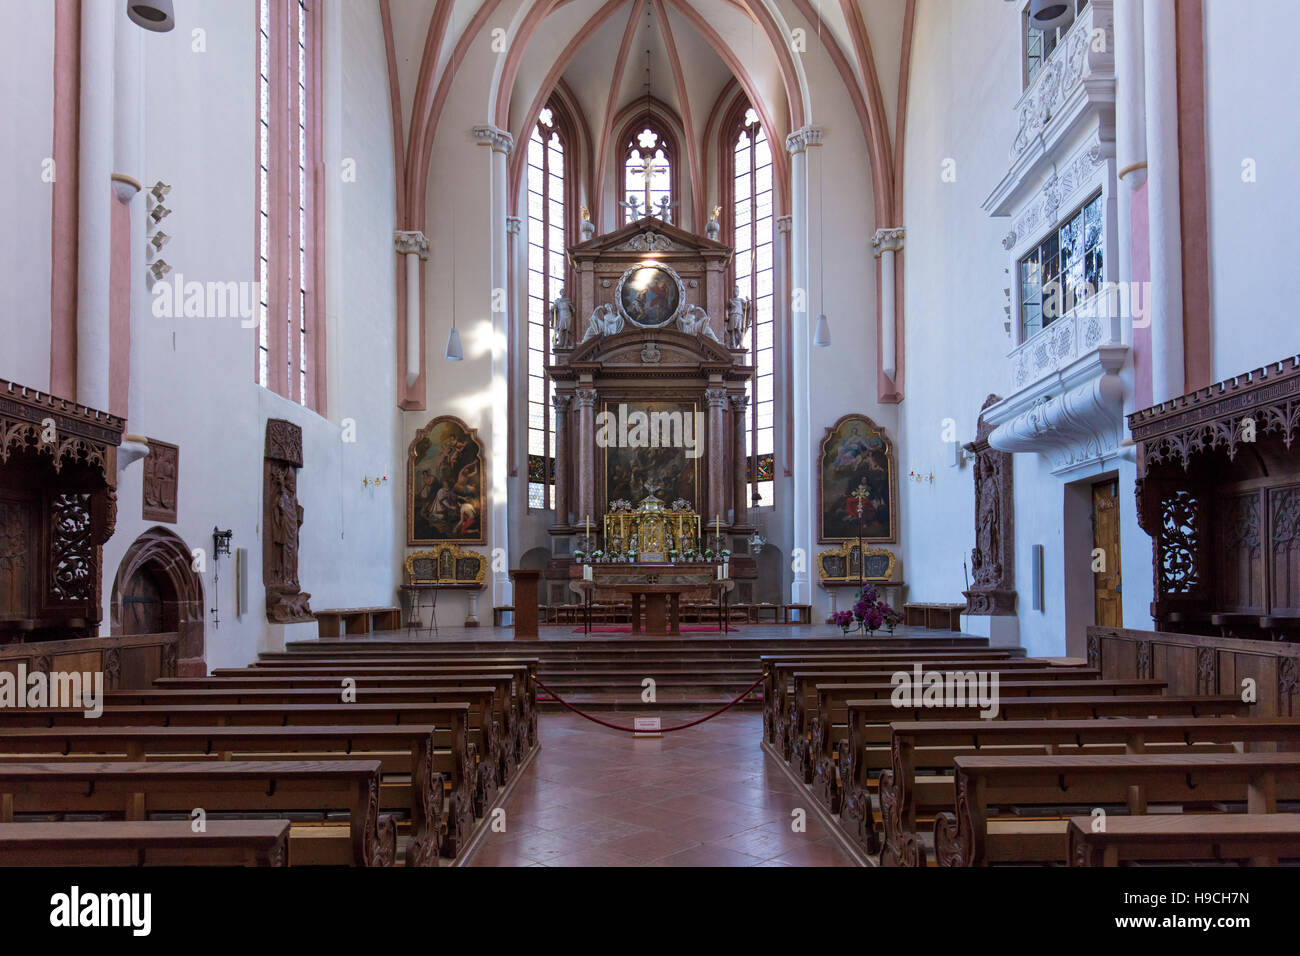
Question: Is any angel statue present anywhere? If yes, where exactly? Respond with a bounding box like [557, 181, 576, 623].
[654, 195, 679, 224]
[550, 287, 574, 349]
[677, 304, 722, 344]
[618, 195, 643, 221]
[725, 284, 752, 350]
[580, 303, 624, 343]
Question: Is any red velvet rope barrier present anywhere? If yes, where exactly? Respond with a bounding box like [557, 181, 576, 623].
[531, 672, 767, 734]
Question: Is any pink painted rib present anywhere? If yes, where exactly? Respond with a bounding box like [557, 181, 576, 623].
[737, 0, 804, 131]
[404, 0, 455, 230]
[835, 0, 895, 224]
[652, 0, 704, 232]
[493, 0, 566, 130]
[50, 0, 80, 400]
[592, 0, 648, 232]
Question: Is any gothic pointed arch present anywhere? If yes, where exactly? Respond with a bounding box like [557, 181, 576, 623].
[110, 526, 205, 677]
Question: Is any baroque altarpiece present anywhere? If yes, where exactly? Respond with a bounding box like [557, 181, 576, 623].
[542, 217, 758, 602]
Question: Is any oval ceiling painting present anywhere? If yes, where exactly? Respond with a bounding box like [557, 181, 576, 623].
[617, 264, 683, 328]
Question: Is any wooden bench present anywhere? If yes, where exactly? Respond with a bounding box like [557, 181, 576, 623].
[314, 606, 401, 638]
[786, 673, 1161, 782]
[0, 723, 455, 864]
[902, 603, 964, 630]
[0, 701, 481, 858]
[1068, 813, 1300, 866]
[804, 667, 1107, 807]
[879, 716, 1300, 867]
[835, 694, 1251, 854]
[933, 752, 1300, 866]
[0, 760, 394, 866]
[0, 820, 291, 866]
[154, 677, 511, 800]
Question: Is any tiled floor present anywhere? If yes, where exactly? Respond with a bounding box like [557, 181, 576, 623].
[466, 710, 855, 867]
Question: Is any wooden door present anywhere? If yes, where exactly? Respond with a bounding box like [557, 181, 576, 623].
[1092, 479, 1122, 627]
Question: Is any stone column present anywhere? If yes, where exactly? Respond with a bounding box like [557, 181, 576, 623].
[786, 125, 822, 604]
[705, 387, 728, 532]
[574, 387, 597, 533]
[77, 0, 116, 412]
[394, 231, 429, 388]
[551, 392, 572, 529]
[1143, 0, 1184, 405]
[730, 393, 750, 530]
[474, 125, 514, 606]
[871, 228, 905, 382]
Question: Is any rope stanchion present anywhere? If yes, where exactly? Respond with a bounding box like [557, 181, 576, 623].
[531, 672, 767, 734]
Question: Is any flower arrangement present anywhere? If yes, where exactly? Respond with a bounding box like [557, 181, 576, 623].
[838, 585, 900, 636]
[668, 549, 679, 562]
[573, 549, 585, 564]
[684, 548, 697, 561]
[720, 549, 731, 561]
[703, 549, 715, 561]
[592, 550, 605, 563]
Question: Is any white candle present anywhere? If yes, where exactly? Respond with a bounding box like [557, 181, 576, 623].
[583, 564, 592, 581]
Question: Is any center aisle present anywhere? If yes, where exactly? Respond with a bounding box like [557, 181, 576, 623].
[466, 710, 855, 866]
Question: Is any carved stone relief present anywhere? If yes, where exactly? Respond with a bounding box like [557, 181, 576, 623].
[263, 419, 312, 623]
[142, 438, 179, 522]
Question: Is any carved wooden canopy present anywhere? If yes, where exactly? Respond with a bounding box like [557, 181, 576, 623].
[0, 379, 125, 641]
[1129, 356, 1300, 634]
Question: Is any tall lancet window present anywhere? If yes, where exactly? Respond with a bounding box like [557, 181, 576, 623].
[527, 107, 567, 510]
[624, 123, 672, 222]
[732, 108, 774, 507]
[256, 0, 323, 410]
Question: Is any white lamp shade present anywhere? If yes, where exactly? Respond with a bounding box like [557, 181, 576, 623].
[128, 0, 175, 32]
[1028, 0, 1072, 31]
[813, 313, 831, 348]
[445, 326, 463, 361]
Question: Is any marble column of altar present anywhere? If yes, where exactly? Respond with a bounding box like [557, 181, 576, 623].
[552, 392, 571, 528]
[705, 387, 728, 529]
[575, 387, 597, 530]
[730, 393, 750, 530]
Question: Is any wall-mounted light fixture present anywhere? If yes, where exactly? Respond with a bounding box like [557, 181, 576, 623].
[128, 0, 176, 33]
[212, 527, 233, 558]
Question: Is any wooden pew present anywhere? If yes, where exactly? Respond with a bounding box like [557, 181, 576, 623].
[835, 695, 1251, 854]
[1067, 814, 1300, 866]
[803, 667, 1106, 808]
[145, 678, 510, 793]
[0, 760, 394, 866]
[763, 654, 1038, 752]
[0, 820, 291, 866]
[207, 664, 538, 758]
[0, 724, 452, 864]
[933, 752, 1300, 866]
[0, 702, 479, 857]
[787, 675, 1163, 783]
[880, 716, 1300, 866]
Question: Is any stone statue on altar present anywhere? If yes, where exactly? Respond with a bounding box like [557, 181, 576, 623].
[580, 303, 624, 343]
[550, 287, 574, 349]
[677, 304, 722, 344]
[725, 285, 752, 349]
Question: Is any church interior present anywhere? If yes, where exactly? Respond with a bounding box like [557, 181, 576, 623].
[3, 0, 1300, 889]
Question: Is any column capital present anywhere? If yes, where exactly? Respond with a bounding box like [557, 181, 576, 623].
[728, 392, 750, 412]
[785, 125, 824, 154]
[394, 230, 430, 258]
[551, 392, 572, 412]
[776, 215, 792, 234]
[871, 227, 905, 257]
[505, 215, 522, 235]
[473, 125, 514, 155]
[705, 387, 728, 408]
[574, 387, 598, 409]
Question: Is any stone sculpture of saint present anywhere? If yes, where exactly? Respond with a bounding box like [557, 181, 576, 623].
[725, 285, 752, 349]
[550, 288, 574, 349]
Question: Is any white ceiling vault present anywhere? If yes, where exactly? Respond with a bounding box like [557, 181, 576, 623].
[380, 0, 912, 234]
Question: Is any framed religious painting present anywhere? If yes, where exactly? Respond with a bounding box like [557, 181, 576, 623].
[603, 400, 699, 511]
[818, 413, 897, 543]
[407, 416, 486, 545]
[615, 263, 686, 328]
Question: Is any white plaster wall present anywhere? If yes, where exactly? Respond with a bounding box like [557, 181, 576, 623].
[1203, 0, 1300, 381]
[0, 0, 55, 390]
[102, 0, 401, 669]
[899, 0, 1022, 617]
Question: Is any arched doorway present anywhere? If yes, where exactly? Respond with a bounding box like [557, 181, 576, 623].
[111, 527, 205, 676]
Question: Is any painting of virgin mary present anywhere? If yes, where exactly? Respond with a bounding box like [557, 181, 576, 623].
[818, 414, 897, 542]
